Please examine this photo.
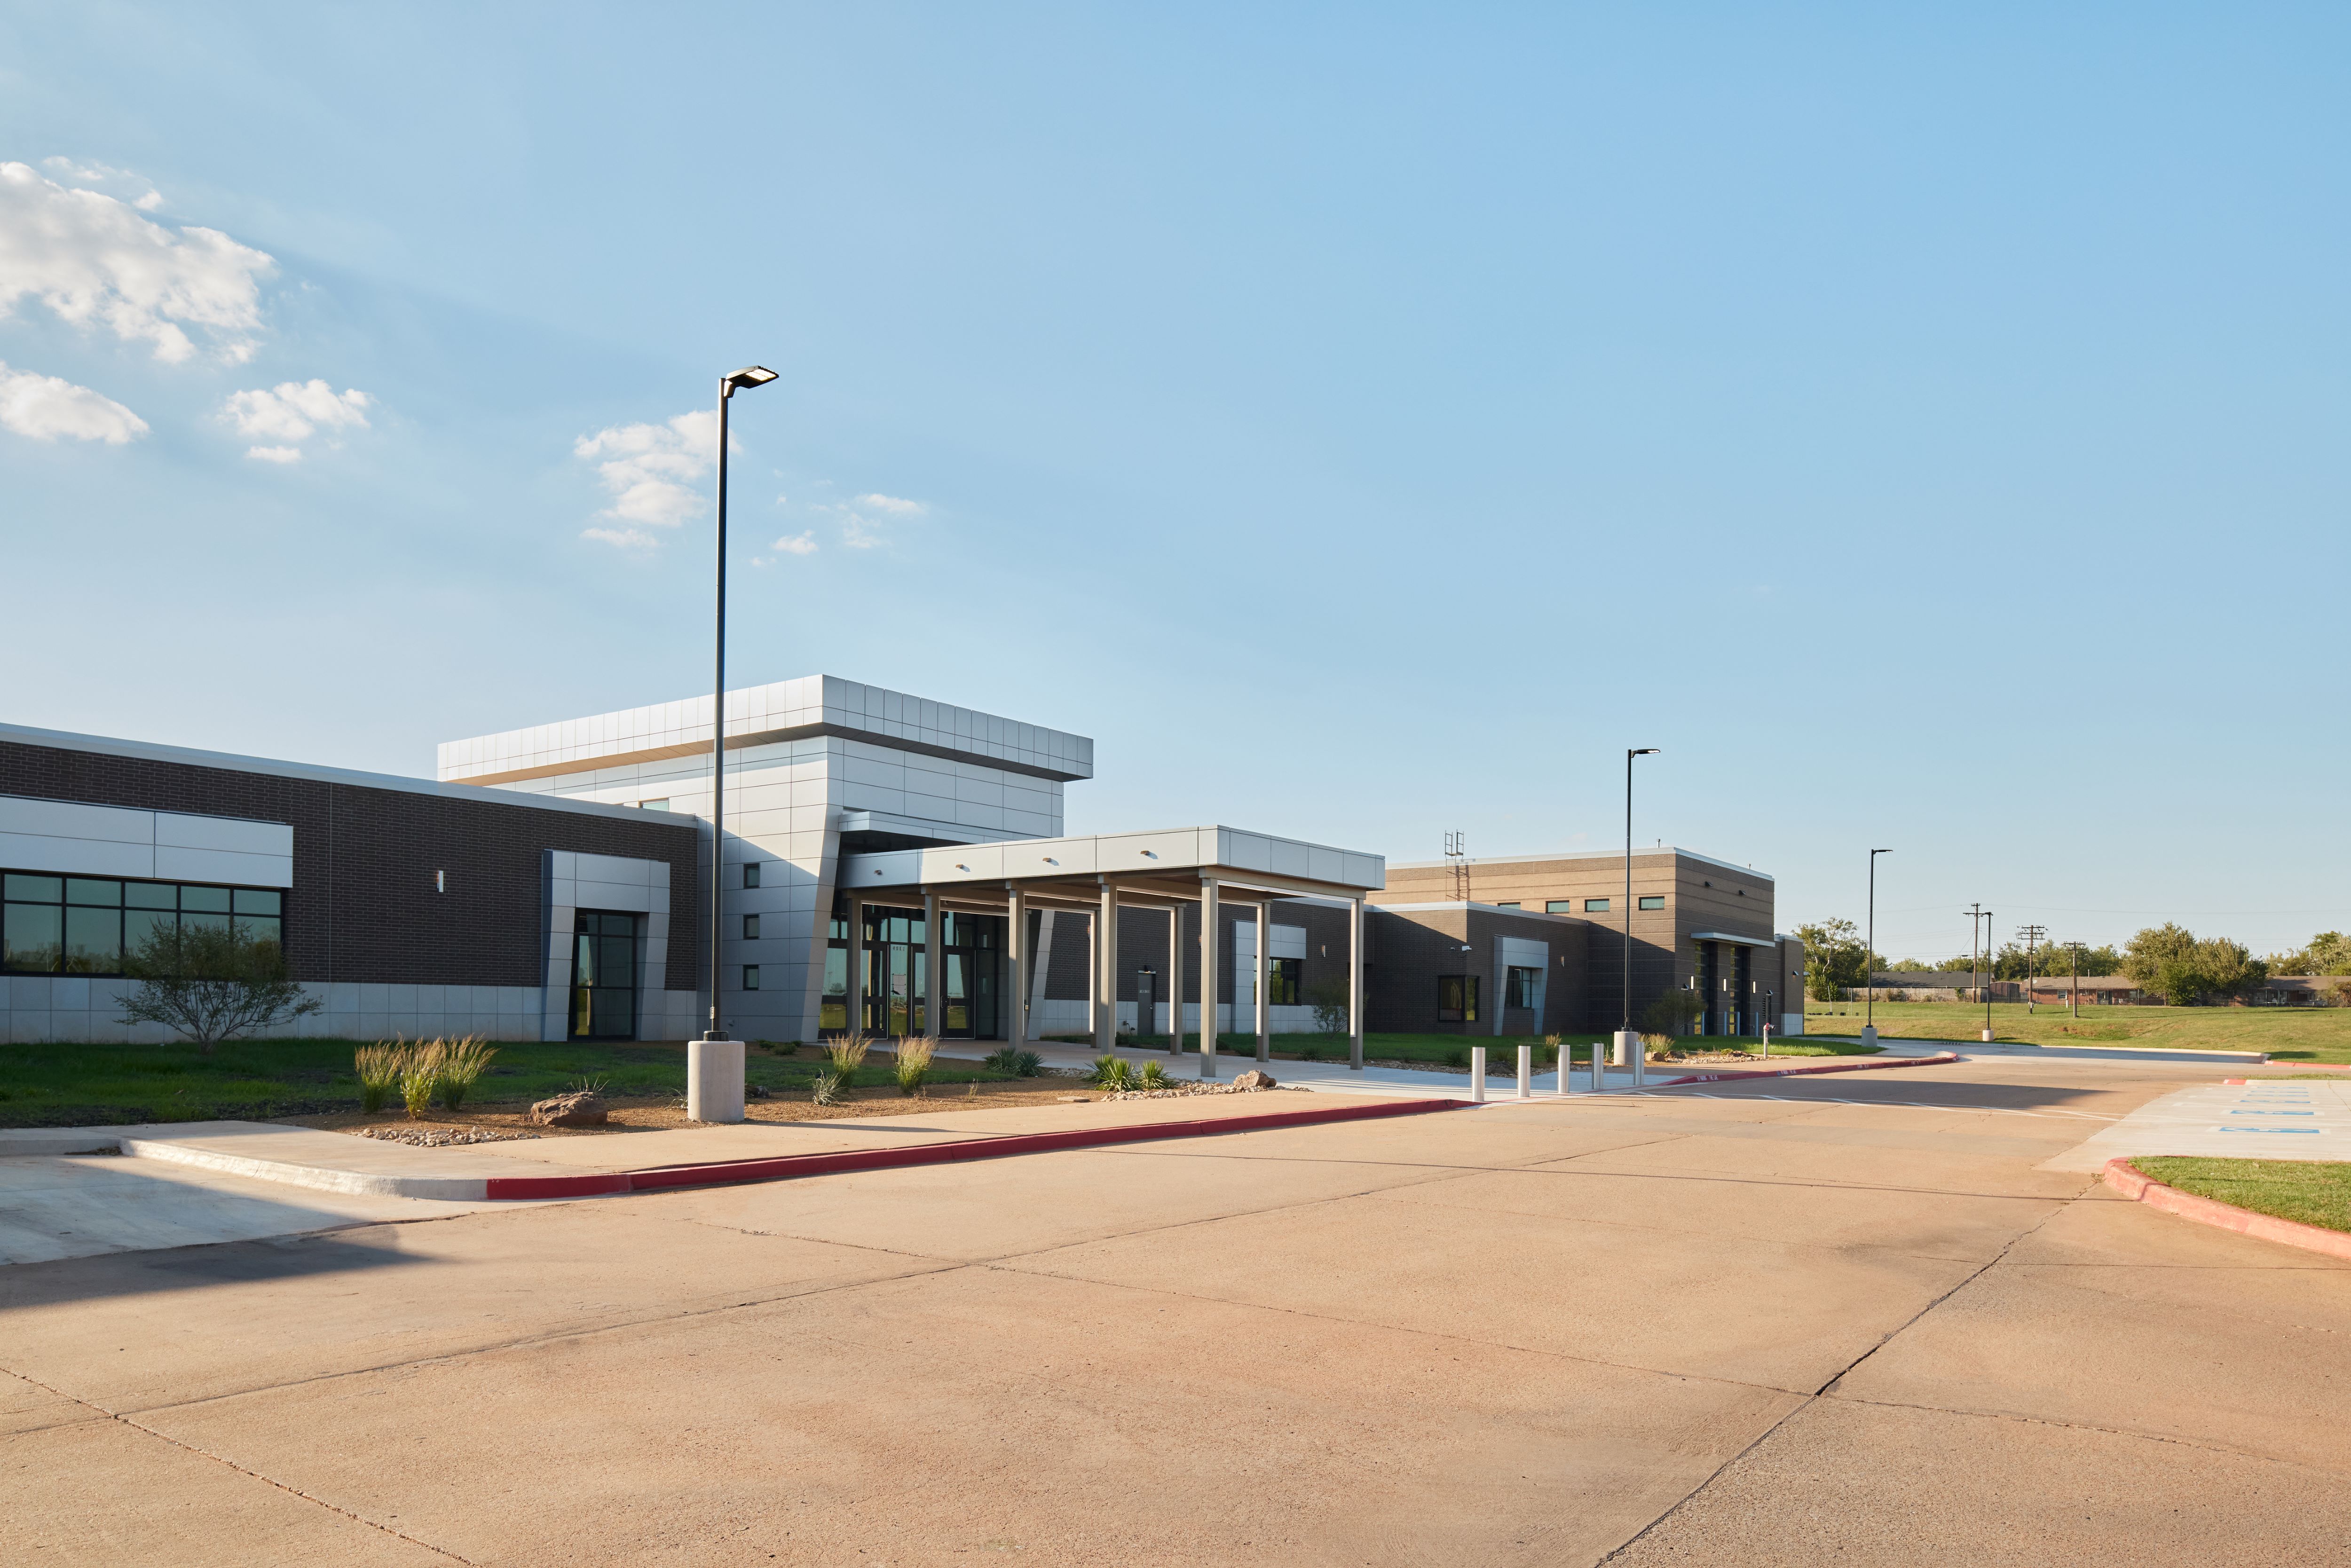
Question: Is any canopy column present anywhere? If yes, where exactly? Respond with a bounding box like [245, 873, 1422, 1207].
[1254, 901, 1271, 1062]
[1199, 876, 1220, 1079]
[1006, 887, 1027, 1047]
[1096, 879, 1118, 1053]
[1167, 905, 1184, 1048]
[922, 890, 941, 1039]
[1348, 894, 1365, 1071]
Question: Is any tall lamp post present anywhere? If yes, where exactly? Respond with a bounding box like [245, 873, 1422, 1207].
[1609, 747, 1660, 1092]
[1965, 904, 1995, 1045]
[688, 364, 778, 1126]
[1863, 849, 1890, 1048]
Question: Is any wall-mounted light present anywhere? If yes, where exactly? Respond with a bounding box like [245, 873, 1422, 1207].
[1140, 850, 1158, 859]
[955, 863, 970, 872]
[434, 870, 445, 894]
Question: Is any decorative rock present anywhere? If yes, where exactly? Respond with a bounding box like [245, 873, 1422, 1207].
[528, 1091, 608, 1127]
[1232, 1069, 1277, 1090]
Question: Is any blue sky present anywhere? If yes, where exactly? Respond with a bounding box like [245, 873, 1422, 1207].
[1, 3, 2344, 961]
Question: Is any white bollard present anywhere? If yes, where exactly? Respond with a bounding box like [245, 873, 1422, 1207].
[1469, 1046, 1486, 1103]
[1517, 1044, 1532, 1099]
[687, 1039, 746, 1124]
[1760, 1023, 1772, 1060]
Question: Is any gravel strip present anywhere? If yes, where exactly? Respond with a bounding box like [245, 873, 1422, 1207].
[349, 1125, 543, 1147]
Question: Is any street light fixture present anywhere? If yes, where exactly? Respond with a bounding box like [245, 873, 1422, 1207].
[1864, 849, 1890, 1047]
[688, 364, 777, 1124]
[1612, 748, 1660, 1092]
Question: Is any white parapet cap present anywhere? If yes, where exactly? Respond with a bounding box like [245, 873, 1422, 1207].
[841, 825, 1385, 905]
[436, 673, 1094, 788]
[1387, 844, 1774, 882]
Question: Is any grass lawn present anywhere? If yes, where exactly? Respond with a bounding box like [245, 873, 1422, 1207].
[1804, 1000, 2351, 1065]
[0, 1038, 1018, 1128]
[2132, 1156, 2351, 1235]
[1049, 1031, 1880, 1066]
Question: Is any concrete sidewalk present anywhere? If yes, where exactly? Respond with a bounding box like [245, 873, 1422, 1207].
[2043, 1077, 2351, 1172]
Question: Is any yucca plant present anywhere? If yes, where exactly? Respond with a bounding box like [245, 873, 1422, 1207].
[354, 1041, 403, 1114]
[982, 1046, 1023, 1073]
[1136, 1060, 1169, 1090]
[811, 1069, 843, 1107]
[1092, 1054, 1135, 1091]
[398, 1041, 445, 1119]
[827, 1032, 872, 1073]
[894, 1035, 936, 1097]
[436, 1036, 497, 1111]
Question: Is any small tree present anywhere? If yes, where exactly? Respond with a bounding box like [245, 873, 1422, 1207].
[1306, 977, 1351, 1034]
[116, 922, 320, 1054]
[1639, 989, 1703, 1038]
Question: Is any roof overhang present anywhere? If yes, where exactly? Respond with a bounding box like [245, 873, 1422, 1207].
[1690, 930, 1779, 949]
[838, 824, 1384, 909]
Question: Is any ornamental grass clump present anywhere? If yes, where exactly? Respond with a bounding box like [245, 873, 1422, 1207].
[435, 1036, 497, 1111]
[353, 1043, 402, 1114]
[894, 1035, 936, 1097]
[827, 1032, 872, 1073]
[398, 1041, 445, 1119]
[811, 1070, 843, 1107]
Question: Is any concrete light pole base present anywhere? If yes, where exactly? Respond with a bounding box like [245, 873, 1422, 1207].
[1980, 1028, 1996, 1043]
[1860, 1025, 1879, 1048]
[688, 1040, 746, 1124]
[1611, 1030, 1637, 1067]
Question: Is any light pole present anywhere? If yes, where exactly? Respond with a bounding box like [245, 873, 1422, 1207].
[1965, 904, 1995, 1044]
[1612, 748, 1660, 1091]
[687, 364, 777, 1126]
[1863, 849, 1890, 1047]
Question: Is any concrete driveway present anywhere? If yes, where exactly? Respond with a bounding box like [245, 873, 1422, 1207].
[3, 1056, 2346, 1565]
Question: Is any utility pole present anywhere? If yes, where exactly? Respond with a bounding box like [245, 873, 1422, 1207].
[2065, 939, 2086, 1018]
[2018, 923, 2047, 1014]
[1966, 904, 1994, 1044]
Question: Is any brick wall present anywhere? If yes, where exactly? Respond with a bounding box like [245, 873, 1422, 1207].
[0, 739, 701, 989]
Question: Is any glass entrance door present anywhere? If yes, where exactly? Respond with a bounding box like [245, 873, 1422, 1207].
[572, 910, 641, 1040]
[852, 906, 1001, 1037]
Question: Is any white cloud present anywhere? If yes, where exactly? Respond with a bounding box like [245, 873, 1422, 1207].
[573, 409, 719, 544]
[813, 491, 930, 549]
[856, 493, 926, 516]
[0, 161, 274, 363]
[771, 530, 818, 555]
[42, 157, 164, 210]
[0, 360, 148, 443]
[221, 379, 371, 460]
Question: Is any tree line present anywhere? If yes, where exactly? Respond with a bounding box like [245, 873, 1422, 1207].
[1795, 918, 2351, 1005]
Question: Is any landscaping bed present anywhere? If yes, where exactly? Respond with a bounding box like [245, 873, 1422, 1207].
[2129, 1156, 2351, 1235]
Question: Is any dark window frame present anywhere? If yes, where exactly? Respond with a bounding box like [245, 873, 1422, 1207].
[1584, 897, 1610, 912]
[1437, 973, 1480, 1023]
[1266, 955, 1302, 1006]
[742, 861, 762, 889]
[2, 870, 285, 977]
[1505, 965, 1541, 1009]
[1638, 895, 1666, 910]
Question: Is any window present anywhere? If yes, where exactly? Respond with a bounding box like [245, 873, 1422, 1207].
[639, 798, 671, 812]
[742, 965, 760, 990]
[1639, 895, 1665, 910]
[1506, 966, 1540, 1009]
[742, 914, 760, 941]
[1494, 901, 1520, 910]
[1437, 974, 1480, 1023]
[1584, 898, 1610, 913]
[1545, 900, 1575, 914]
[1266, 956, 1302, 1006]
[742, 861, 761, 889]
[3, 872, 282, 975]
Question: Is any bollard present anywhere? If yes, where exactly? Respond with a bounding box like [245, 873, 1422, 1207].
[1517, 1043, 1532, 1099]
[1469, 1046, 1486, 1103]
[1760, 1023, 1772, 1060]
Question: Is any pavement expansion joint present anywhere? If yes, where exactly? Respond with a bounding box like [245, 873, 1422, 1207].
[1821, 1391, 2345, 1475]
[7, 1365, 481, 1565]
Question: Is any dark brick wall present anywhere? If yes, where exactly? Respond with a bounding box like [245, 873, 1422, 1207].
[0, 740, 701, 989]
[1366, 907, 1586, 1034]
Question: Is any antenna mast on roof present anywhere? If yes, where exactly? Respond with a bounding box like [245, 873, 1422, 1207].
[1444, 830, 1470, 903]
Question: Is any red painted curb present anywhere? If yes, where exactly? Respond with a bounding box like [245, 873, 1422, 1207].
[1649, 1051, 1961, 1088]
[2101, 1158, 2351, 1262]
[481, 1095, 1465, 1200]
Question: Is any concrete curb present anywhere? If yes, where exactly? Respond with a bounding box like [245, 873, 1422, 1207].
[1649, 1051, 1962, 1088]
[480, 1095, 1469, 1200]
[2101, 1157, 2351, 1262]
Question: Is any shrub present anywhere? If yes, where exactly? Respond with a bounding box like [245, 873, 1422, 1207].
[1296, 1040, 1324, 1062]
[811, 1070, 843, 1107]
[354, 1042, 402, 1114]
[1538, 1033, 1562, 1071]
[399, 1043, 444, 1119]
[894, 1035, 936, 1096]
[1013, 1049, 1041, 1077]
[435, 1037, 497, 1111]
[1092, 1054, 1136, 1091]
[1306, 978, 1351, 1035]
[1137, 1060, 1169, 1089]
[1641, 1032, 1674, 1057]
[827, 1032, 873, 1072]
[116, 922, 322, 1054]
[981, 1046, 1046, 1078]
[1638, 990, 1703, 1039]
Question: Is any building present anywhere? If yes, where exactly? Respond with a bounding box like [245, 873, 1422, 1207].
[5, 674, 1798, 1048]
[1375, 850, 1805, 1036]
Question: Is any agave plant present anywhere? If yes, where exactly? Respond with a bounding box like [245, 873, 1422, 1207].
[1092, 1054, 1136, 1092]
[1136, 1060, 1169, 1090]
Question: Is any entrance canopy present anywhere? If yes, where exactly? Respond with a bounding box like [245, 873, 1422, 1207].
[836, 825, 1386, 1074]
